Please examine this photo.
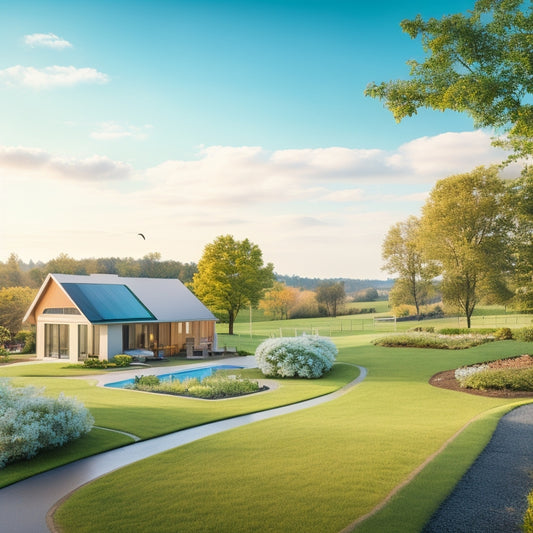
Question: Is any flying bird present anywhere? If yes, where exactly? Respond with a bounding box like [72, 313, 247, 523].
[138, 233, 146, 240]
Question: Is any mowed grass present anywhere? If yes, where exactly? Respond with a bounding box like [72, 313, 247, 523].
[54, 337, 533, 533]
[0, 360, 358, 488]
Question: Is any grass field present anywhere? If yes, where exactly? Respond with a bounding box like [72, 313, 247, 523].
[3, 311, 533, 532]
[52, 328, 533, 532]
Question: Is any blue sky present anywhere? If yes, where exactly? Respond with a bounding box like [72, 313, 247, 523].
[0, 0, 515, 278]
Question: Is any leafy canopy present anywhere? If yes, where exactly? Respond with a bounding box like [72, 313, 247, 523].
[192, 235, 274, 334]
[366, 0, 533, 160]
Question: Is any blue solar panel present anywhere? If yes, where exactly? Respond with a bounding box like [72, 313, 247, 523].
[61, 283, 156, 323]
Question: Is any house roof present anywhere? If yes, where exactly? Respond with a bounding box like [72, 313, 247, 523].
[60, 283, 156, 323]
[24, 273, 217, 324]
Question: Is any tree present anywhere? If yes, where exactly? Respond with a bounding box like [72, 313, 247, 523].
[0, 253, 24, 288]
[259, 282, 300, 320]
[506, 166, 533, 309]
[365, 0, 533, 160]
[419, 166, 512, 327]
[0, 287, 38, 335]
[382, 216, 437, 316]
[192, 235, 274, 334]
[315, 281, 345, 317]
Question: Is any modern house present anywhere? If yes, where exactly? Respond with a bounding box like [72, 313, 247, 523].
[23, 273, 218, 362]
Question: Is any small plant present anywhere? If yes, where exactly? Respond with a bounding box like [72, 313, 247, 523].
[133, 375, 161, 386]
[515, 327, 533, 342]
[112, 354, 132, 367]
[254, 335, 337, 378]
[493, 327, 513, 340]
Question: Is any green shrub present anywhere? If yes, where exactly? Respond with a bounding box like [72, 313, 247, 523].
[410, 326, 435, 333]
[437, 328, 497, 335]
[0, 354, 10, 363]
[0, 347, 10, 357]
[112, 354, 132, 367]
[133, 375, 160, 387]
[524, 490, 533, 533]
[373, 332, 494, 350]
[82, 358, 116, 369]
[494, 327, 513, 340]
[515, 327, 533, 342]
[461, 367, 533, 391]
[15, 330, 36, 354]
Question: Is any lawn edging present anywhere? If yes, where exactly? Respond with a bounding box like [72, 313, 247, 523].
[348, 400, 533, 533]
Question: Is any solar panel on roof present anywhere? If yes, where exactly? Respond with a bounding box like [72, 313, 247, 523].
[61, 283, 156, 323]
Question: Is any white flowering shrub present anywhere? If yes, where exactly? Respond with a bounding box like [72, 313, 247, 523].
[0, 379, 94, 468]
[255, 335, 337, 378]
[454, 364, 490, 384]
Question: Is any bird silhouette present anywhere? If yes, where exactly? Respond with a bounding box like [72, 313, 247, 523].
[138, 233, 146, 240]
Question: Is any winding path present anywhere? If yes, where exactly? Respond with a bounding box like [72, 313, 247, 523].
[0, 361, 367, 533]
[422, 402, 533, 533]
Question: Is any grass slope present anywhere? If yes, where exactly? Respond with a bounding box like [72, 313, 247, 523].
[54, 337, 533, 533]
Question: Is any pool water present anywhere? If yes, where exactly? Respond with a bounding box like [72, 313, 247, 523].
[104, 365, 244, 389]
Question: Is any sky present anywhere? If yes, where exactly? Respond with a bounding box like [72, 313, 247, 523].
[0, 0, 519, 279]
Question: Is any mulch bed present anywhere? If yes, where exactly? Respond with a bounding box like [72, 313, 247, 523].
[429, 354, 533, 398]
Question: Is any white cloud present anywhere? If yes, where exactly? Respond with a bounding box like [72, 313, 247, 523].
[0, 65, 109, 88]
[0, 145, 131, 181]
[24, 33, 72, 49]
[90, 122, 153, 141]
[387, 130, 509, 178]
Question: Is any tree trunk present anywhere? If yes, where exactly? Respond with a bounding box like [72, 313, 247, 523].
[228, 310, 235, 335]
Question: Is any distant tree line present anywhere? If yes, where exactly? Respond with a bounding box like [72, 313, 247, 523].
[276, 274, 394, 293]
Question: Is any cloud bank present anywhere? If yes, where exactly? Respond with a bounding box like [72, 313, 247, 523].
[1, 130, 518, 277]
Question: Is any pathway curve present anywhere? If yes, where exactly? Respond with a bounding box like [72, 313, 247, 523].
[0, 362, 367, 533]
[422, 402, 533, 533]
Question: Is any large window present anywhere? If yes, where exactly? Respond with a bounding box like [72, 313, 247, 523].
[44, 324, 69, 359]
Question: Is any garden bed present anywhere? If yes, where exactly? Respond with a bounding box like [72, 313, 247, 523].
[430, 355, 533, 398]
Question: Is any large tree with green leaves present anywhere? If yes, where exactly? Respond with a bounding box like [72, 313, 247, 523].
[365, 0, 533, 160]
[192, 235, 274, 334]
[382, 216, 438, 316]
[419, 166, 512, 327]
[506, 166, 533, 309]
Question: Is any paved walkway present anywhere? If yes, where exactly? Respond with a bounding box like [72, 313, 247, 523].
[0, 361, 367, 533]
[423, 403, 533, 533]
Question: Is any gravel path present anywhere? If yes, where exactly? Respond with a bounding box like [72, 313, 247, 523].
[423, 403, 533, 533]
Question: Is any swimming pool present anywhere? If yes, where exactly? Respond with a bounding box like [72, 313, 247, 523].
[104, 365, 244, 389]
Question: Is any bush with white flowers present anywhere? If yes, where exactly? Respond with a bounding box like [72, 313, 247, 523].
[0, 379, 94, 468]
[255, 335, 337, 378]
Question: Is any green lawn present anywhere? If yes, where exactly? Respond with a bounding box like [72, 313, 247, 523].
[52, 335, 533, 533]
[0, 359, 358, 488]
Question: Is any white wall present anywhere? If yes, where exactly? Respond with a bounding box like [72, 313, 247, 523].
[106, 324, 123, 360]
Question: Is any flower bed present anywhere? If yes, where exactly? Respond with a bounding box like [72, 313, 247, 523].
[127, 372, 264, 399]
[431, 355, 533, 397]
[372, 331, 494, 350]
